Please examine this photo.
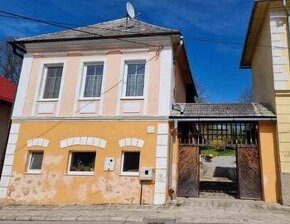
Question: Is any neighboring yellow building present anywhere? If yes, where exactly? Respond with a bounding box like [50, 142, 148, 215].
[0, 18, 196, 205]
[241, 0, 290, 205]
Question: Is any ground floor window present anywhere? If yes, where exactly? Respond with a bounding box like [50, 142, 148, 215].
[27, 151, 44, 173]
[69, 151, 96, 175]
[121, 151, 140, 175]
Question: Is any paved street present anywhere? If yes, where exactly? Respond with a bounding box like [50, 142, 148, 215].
[0, 198, 289, 223]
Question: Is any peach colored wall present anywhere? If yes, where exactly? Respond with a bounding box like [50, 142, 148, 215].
[259, 121, 280, 203]
[8, 121, 158, 204]
[60, 55, 81, 116]
[23, 57, 42, 116]
[21, 48, 165, 118]
[147, 50, 161, 115]
[102, 50, 122, 115]
[252, 12, 276, 110]
[174, 63, 186, 103]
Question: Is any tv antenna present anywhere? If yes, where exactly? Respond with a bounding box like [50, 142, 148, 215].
[126, 2, 135, 19]
[125, 2, 135, 30]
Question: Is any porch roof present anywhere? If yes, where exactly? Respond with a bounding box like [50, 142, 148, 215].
[170, 103, 276, 121]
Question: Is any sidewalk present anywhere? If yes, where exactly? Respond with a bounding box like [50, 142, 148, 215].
[0, 198, 289, 223]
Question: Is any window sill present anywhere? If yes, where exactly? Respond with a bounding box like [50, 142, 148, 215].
[25, 171, 42, 175]
[119, 172, 139, 177]
[66, 172, 94, 176]
[37, 99, 59, 102]
[120, 97, 144, 100]
[78, 97, 101, 101]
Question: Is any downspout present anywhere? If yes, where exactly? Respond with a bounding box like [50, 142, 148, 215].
[168, 36, 183, 198]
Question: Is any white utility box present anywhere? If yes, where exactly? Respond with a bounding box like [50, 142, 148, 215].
[139, 167, 154, 181]
[104, 157, 115, 171]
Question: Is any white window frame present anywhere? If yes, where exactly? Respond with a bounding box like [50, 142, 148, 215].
[120, 151, 140, 176]
[39, 63, 64, 101]
[67, 151, 96, 176]
[122, 60, 147, 99]
[27, 151, 44, 174]
[79, 62, 105, 100]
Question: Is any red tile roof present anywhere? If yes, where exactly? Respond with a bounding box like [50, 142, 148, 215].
[0, 76, 17, 103]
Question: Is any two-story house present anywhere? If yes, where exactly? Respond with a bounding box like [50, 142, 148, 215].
[0, 18, 196, 205]
[241, 0, 290, 205]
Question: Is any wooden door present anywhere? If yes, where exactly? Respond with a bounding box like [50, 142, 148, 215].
[237, 147, 262, 200]
[177, 146, 199, 197]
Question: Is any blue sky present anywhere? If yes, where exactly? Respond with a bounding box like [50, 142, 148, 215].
[0, 0, 254, 102]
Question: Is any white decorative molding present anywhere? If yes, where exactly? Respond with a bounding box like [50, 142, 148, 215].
[158, 47, 173, 116]
[27, 138, 50, 148]
[12, 55, 33, 118]
[123, 102, 141, 113]
[37, 103, 55, 114]
[274, 81, 286, 90]
[60, 137, 107, 149]
[270, 11, 289, 91]
[0, 123, 20, 198]
[154, 123, 169, 205]
[79, 102, 97, 114]
[275, 73, 289, 81]
[118, 138, 145, 148]
[147, 126, 155, 134]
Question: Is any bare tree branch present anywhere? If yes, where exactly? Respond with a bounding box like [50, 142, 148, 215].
[239, 88, 253, 103]
[0, 39, 22, 84]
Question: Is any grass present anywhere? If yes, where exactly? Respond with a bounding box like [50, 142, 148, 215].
[200, 147, 236, 157]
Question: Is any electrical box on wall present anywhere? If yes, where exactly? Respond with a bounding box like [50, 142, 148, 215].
[104, 157, 115, 171]
[139, 167, 154, 181]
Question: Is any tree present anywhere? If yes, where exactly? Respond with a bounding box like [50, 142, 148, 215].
[0, 39, 23, 84]
[195, 83, 207, 103]
[239, 88, 254, 103]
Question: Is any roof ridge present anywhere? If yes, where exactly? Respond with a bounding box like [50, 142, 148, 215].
[15, 17, 180, 42]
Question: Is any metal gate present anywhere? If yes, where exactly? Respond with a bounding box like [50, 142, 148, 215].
[177, 121, 262, 200]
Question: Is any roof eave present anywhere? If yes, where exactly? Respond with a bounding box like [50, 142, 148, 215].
[169, 115, 277, 121]
[240, 1, 270, 68]
[13, 31, 182, 46]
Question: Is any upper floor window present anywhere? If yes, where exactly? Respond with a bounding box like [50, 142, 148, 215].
[81, 63, 104, 98]
[41, 65, 63, 99]
[124, 61, 146, 97]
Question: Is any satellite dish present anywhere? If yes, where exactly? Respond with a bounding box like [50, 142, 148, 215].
[126, 2, 135, 19]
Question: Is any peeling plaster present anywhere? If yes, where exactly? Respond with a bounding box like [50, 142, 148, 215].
[8, 173, 57, 203]
[43, 155, 64, 166]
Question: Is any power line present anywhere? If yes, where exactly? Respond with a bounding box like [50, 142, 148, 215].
[1, 9, 289, 51]
[186, 35, 290, 50]
[0, 12, 144, 34]
[0, 10, 159, 48]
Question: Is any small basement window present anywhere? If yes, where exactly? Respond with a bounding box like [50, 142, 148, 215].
[27, 151, 44, 173]
[121, 151, 140, 175]
[69, 152, 96, 175]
